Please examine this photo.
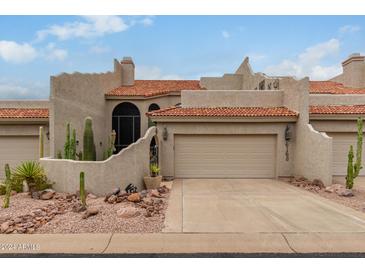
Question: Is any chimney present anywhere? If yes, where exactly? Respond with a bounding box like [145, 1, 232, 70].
[121, 57, 135, 86]
[341, 53, 365, 88]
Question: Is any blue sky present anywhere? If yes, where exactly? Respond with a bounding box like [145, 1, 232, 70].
[0, 15, 364, 99]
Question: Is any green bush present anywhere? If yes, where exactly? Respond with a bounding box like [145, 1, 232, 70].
[12, 161, 52, 194]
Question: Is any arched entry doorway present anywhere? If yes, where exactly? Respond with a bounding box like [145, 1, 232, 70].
[148, 103, 160, 127]
[112, 102, 141, 153]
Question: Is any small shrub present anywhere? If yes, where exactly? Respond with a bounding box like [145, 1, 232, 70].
[150, 163, 160, 177]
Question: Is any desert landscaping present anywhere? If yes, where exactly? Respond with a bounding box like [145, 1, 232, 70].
[0, 184, 171, 234]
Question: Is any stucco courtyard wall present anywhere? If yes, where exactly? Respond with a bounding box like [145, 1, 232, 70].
[281, 78, 332, 185]
[40, 127, 156, 196]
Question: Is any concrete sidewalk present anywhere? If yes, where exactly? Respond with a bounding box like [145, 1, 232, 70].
[2, 232, 365, 254]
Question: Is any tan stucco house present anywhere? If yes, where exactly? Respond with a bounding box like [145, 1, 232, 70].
[2, 54, 365, 194]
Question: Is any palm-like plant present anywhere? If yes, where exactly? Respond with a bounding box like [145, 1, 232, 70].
[12, 161, 45, 194]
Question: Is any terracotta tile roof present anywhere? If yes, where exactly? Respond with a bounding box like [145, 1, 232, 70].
[310, 105, 365, 115]
[148, 106, 298, 118]
[310, 81, 365, 94]
[106, 80, 203, 97]
[0, 108, 49, 119]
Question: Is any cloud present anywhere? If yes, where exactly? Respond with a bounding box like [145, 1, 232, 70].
[339, 25, 361, 34]
[264, 38, 341, 80]
[44, 43, 68, 61]
[222, 30, 230, 39]
[36, 16, 129, 41]
[136, 65, 183, 80]
[0, 80, 48, 99]
[0, 41, 37, 64]
[89, 44, 110, 54]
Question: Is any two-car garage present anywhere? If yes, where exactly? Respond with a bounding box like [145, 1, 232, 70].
[174, 134, 277, 178]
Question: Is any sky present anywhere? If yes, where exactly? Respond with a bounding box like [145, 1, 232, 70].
[0, 15, 364, 99]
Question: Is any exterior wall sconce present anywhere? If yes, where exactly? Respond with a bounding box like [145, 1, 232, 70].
[162, 127, 168, 141]
[46, 131, 50, 140]
[285, 125, 292, 161]
[76, 140, 79, 146]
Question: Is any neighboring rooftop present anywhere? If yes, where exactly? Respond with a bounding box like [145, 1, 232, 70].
[0, 108, 49, 119]
[106, 80, 203, 97]
[148, 106, 298, 117]
[309, 81, 365, 94]
[310, 105, 365, 115]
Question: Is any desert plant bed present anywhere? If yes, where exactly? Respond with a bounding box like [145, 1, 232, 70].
[0, 184, 171, 234]
[282, 177, 365, 213]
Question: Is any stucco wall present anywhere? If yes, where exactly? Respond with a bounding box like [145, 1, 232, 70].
[310, 94, 365, 106]
[41, 127, 156, 196]
[50, 60, 122, 159]
[201, 57, 280, 91]
[156, 122, 295, 178]
[281, 77, 333, 185]
[181, 90, 283, 108]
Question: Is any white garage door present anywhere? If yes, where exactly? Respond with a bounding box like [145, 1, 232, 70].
[174, 134, 276, 178]
[0, 136, 39, 179]
[328, 133, 365, 176]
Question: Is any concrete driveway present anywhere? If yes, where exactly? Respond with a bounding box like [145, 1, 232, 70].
[164, 179, 365, 233]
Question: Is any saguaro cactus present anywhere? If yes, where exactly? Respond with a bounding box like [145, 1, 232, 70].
[83, 117, 96, 161]
[39, 126, 44, 159]
[70, 129, 77, 160]
[3, 164, 12, 208]
[64, 123, 71, 159]
[346, 146, 355, 189]
[79, 171, 86, 208]
[346, 117, 363, 189]
[104, 130, 116, 159]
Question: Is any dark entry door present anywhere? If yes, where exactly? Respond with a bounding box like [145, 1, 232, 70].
[112, 103, 141, 153]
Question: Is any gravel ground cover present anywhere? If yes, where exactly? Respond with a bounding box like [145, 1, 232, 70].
[282, 177, 365, 212]
[0, 185, 171, 234]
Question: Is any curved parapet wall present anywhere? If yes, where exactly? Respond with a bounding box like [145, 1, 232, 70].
[294, 124, 333, 185]
[40, 126, 157, 196]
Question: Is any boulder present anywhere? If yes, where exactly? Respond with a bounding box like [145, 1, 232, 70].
[338, 189, 354, 197]
[151, 189, 162, 198]
[40, 189, 55, 200]
[127, 193, 141, 202]
[117, 207, 140, 218]
[0, 221, 10, 233]
[82, 207, 99, 219]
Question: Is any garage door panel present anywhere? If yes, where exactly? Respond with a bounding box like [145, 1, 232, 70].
[0, 136, 39, 179]
[174, 135, 276, 178]
[328, 133, 365, 176]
